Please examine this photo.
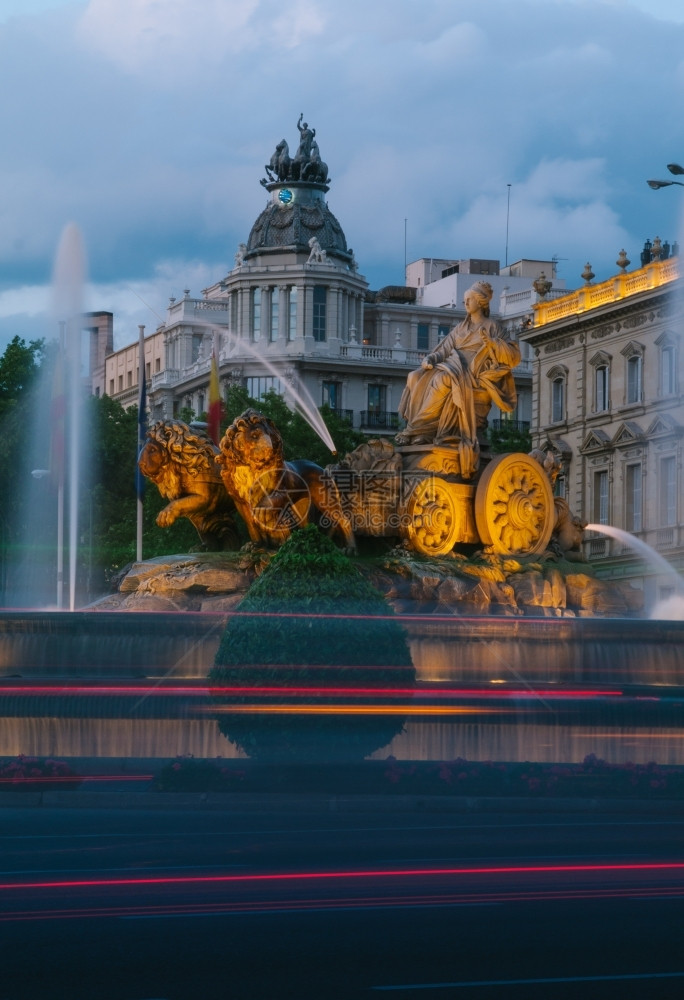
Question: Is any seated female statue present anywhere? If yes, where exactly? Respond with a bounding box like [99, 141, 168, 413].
[395, 280, 520, 479]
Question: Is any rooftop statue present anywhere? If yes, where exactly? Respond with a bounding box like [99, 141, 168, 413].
[264, 139, 291, 183]
[395, 280, 520, 480]
[262, 114, 328, 187]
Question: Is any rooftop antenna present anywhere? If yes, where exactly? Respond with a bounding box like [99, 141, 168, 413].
[404, 218, 407, 282]
[551, 254, 568, 278]
[505, 184, 511, 266]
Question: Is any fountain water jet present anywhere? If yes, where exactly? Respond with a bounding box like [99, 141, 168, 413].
[51, 223, 88, 611]
[193, 318, 337, 454]
[585, 523, 684, 618]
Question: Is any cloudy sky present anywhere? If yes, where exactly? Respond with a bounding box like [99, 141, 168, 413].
[1, 0, 684, 352]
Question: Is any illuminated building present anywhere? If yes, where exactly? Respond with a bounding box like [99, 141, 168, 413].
[523, 244, 683, 602]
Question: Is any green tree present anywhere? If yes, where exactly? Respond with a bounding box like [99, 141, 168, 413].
[210, 524, 415, 762]
[0, 336, 45, 536]
[0, 335, 44, 419]
[487, 420, 532, 454]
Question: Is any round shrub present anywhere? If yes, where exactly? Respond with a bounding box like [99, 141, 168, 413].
[209, 525, 415, 761]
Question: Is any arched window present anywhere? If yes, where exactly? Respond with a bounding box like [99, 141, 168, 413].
[661, 345, 675, 395]
[621, 342, 644, 405]
[655, 333, 677, 397]
[595, 365, 609, 411]
[552, 378, 565, 422]
[589, 352, 611, 413]
[547, 366, 568, 424]
[626, 355, 642, 403]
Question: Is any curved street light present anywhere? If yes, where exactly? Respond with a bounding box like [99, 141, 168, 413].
[647, 162, 684, 189]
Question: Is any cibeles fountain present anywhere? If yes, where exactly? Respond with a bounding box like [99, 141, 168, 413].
[1, 120, 682, 769]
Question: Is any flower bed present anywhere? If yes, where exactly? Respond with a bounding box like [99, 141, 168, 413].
[0, 755, 82, 792]
[154, 753, 684, 800]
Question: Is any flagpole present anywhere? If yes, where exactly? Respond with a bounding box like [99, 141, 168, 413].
[136, 325, 146, 563]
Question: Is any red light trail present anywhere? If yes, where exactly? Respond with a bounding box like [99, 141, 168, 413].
[3, 859, 684, 893]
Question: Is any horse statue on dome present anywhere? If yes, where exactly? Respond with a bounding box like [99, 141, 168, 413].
[265, 139, 291, 183]
[302, 140, 329, 184]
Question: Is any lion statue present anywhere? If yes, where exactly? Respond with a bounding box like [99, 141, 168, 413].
[138, 420, 239, 551]
[529, 448, 586, 557]
[216, 408, 356, 551]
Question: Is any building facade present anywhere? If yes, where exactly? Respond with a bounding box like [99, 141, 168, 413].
[523, 249, 682, 605]
[98, 120, 553, 443]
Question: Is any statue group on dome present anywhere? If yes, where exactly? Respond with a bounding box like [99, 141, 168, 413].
[263, 114, 329, 186]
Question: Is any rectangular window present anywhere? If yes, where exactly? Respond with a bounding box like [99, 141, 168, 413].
[627, 355, 642, 404]
[661, 345, 675, 395]
[109, 379, 114, 395]
[322, 381, 340, 409]
[367, 384, 386, 414]
[660, 456, 677, 526]
[438, 325, 451, 341]
[127, 371, 132, 388]
[595, 366, 608, 411]
[155, 358, 161, 373]
[313, 286, 326, 342]
[145, 362, 151, 380]
[191, 334, 203, 363]
[118, 375, 123, 392]
[270, 291, 279, 342]
[417, 324, 429, 351]
[626, 463, 642, 532]
[288, 287, 297, 341]
[246, 375, 282, 400]
[252, 287, 261, 342]
[593, 470, 609, 525]
[551, 378, 564, 422]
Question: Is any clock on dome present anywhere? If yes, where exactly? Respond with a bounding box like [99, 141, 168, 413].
[278, 189, 293, 205]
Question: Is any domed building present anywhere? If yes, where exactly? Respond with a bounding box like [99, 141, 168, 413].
[136, 117, 532, 435]
[100, 117, 541, 436]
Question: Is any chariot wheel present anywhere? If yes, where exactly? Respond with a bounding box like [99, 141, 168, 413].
[474, 453, 554, 556]
[399, 476, 460, 556]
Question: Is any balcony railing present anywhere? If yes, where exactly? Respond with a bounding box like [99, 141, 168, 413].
[656, 527, 676, 548]
[360, 410, 400, 430]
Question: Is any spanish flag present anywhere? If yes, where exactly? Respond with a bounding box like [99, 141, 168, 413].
[208, 348, 222, 445]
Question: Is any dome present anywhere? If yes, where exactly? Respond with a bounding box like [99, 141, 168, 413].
[244, 119, 352, 265]
[245, 182, 352, 264]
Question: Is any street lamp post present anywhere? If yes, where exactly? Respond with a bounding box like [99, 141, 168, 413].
[647, 162, 684, 190]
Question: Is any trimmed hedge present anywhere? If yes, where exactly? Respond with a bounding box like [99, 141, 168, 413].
[209, 525, 416, 761]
